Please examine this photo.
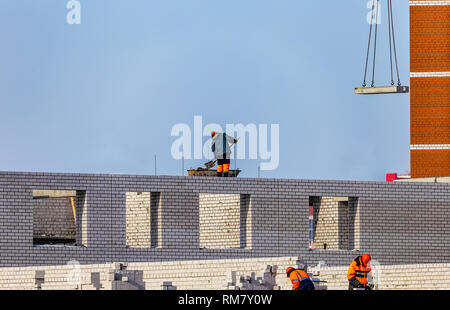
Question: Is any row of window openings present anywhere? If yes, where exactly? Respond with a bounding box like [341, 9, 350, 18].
[32, 191, 252, 250]
[32, 191, 358, 251]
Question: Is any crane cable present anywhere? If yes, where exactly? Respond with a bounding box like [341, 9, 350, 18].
[388, 0, 401, 86]
[388, 0, 394, 85]
[362, 0, 376, 88]
[362, 0, 402, 88]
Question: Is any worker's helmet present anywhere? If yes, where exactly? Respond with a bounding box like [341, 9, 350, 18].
[286, 267, 295, 277]
[211, 131, 216, 138]
[362, 254, 372, 265]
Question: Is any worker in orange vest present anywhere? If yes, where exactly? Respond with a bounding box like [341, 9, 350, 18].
[286, 267, 315, 291]
[347, 254, 372, 290]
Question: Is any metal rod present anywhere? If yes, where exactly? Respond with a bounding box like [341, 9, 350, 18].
[371, 0, 379, 87]
[182, 151, 184, 176]
[234, 134, 237, 172]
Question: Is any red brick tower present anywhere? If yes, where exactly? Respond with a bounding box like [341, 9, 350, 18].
[410, 0, 450, 178]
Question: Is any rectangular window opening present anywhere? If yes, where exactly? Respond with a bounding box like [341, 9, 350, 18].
[32, 190, 87, 247]
[126, 192, 161, 248]
[199, 193, 251, 249]
[308, 196, 359, 251]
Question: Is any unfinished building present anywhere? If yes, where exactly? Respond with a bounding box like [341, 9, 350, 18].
[1, 171, 450, 289]
[0, 0, 449, 290]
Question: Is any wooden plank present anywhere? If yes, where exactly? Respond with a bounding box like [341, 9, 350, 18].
[70, 197, 77, 225]
[187, 169, 241, 177]
[355, 86, 409, 95]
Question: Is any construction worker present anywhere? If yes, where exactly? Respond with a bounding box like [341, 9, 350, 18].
[211, 131, 238, 177]
[286, 267, 315, 291]
[347, 254, 372, 290]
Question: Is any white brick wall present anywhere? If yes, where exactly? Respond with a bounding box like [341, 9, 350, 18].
[311, 197, 359, 251]
[313, 263, 450, 290]
[199, 194, 242, 249]
[1, 172, 450, 273]
[126, 192, 151, 248]
[2, 258, 450, 290]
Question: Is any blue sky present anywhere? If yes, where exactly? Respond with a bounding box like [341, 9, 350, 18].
[0, 0, 411, 180]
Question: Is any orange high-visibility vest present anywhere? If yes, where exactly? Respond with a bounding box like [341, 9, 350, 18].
[347, 256, 371, 286]
[289, 269, 310, 290]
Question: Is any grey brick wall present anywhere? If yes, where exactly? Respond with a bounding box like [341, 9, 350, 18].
[150, 192, 162, 248]
[199, 193, 242, 249]
[75, 190, 88, 247]
[0, 171, 449, 268]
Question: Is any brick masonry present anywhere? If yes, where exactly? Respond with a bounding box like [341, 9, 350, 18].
[1, 256, 449, 290]
[126, 192, 151, 248]
[1, 171, 450, 270]
[199, 193, 242, 249]
[0, 257, 304, 290]
[410, 77, 450, 146]
[310, 197, 359, 251]
[198, 193, 251, 249]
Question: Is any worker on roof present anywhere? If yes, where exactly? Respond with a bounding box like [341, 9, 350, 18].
[211, 131, 238, 177]
[347, 254, 372, 290]
[286, 266, 315, 291]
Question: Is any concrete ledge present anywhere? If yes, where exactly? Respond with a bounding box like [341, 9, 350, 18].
[355, 86, 409, 95]
[395, 177, 450, 183]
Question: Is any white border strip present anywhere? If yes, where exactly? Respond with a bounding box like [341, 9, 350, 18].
[410, 1, 450, 5]
[411, 144, 450, 150]
[411, 72, 450, 78]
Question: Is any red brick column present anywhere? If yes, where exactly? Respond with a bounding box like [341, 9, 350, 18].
[410, 0, 450, 178]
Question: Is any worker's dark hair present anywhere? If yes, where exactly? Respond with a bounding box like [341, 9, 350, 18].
[211, 131, 216, 138]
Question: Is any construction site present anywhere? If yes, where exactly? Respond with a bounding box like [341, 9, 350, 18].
[0, 0, 449, 290]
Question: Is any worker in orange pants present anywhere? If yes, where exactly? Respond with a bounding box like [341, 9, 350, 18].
[216, 158, 231, 177]
[286, 267, 315, 291]
[347, 254, 372, 290]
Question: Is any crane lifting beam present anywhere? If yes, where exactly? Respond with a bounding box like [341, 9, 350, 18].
[356, 0, 408, 95]
[355, 85, 409, 95]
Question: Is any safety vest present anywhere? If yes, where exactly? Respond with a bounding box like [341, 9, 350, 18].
[347, 256, 371, 285]
[288, 269, 310, 290]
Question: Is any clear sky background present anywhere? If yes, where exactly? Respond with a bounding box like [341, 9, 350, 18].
[0, 0, 411, 180]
